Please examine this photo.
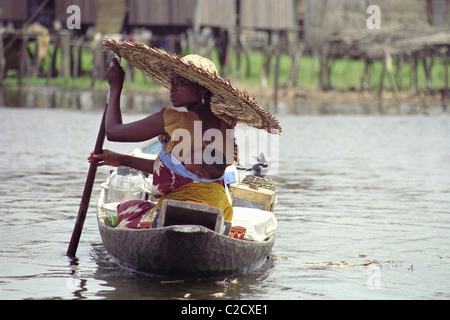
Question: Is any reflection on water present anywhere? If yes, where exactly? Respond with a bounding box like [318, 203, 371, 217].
[87, 243, 276, 300]
[0, 84, 446, 116]
[1, 84, 449, 300]
[0, 84, 169, 113]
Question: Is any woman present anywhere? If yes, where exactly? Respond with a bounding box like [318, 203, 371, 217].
[93, 38, 281, 229]
[92, 55, 235, 227]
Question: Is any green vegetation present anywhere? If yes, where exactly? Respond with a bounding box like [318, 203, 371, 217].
[4, 43, 447, 93]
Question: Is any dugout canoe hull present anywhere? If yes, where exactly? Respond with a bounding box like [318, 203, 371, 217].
[96, 137, 275, 277]
[97, 207, 274, 278]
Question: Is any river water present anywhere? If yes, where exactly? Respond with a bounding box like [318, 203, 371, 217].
[1, 86, 449, 300]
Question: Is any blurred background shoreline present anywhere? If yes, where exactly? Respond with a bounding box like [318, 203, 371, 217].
[0, 0, 448, 112]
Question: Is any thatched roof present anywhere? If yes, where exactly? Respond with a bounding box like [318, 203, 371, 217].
[327, 25, 450, 59]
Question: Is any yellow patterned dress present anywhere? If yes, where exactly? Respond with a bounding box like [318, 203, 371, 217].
[117, 108, 235, 229]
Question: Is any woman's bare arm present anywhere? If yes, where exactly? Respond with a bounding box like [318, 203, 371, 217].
[104, 57, 165, 142]
[88, 149, 155, 174]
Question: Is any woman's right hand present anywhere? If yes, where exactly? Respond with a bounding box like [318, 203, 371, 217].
[105, 57, 125, 89]
[88, 149, 123, 167]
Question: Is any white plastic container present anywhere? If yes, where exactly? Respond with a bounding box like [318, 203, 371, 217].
[103, 202, 120, 227]
[106, 166, 146, 203]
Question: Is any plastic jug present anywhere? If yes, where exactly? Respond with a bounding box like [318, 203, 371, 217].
[106, 166, 146, 203]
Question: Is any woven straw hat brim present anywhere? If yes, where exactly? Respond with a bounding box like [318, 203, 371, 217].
[103, 37, 282, 134]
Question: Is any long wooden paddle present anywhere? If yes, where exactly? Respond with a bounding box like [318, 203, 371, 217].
[67, 57, 120, 257]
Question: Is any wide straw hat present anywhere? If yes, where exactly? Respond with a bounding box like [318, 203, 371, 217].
[103, 37, 281, 134]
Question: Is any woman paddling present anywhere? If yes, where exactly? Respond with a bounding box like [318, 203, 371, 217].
[90, 38, 282, 228]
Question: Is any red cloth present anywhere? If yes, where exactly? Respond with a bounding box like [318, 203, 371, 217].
[117, 200, 155, 229]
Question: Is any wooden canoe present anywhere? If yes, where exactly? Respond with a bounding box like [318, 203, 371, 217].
[96, 139, 276, 278]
